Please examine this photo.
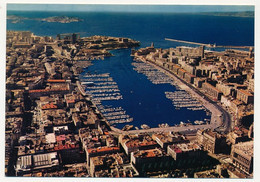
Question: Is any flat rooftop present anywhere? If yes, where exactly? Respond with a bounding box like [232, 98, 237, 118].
[233, 141, 253, 158]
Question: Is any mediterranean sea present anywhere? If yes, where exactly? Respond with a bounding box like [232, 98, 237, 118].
[7, 11, 254, 129]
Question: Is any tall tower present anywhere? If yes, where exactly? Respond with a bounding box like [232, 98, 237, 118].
[159, 48, 163, 59]
[72, 33, 77, 44]
[200, 46, 205, 59]
[249, 47, 253, 58]
[169, 48, 174, 63]
[151, 42, 154, 48]
[56, 34, 61, 40]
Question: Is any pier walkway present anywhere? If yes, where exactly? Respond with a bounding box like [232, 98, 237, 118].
[76, 81, 87, 96]
[165, 38, 211, 47]
[110, 123, 215, 135]
[165, 37, 253, 50]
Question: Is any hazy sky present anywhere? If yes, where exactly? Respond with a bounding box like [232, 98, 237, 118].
[7, 4, 254, 13]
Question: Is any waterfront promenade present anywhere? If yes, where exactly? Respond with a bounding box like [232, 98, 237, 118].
[110, 123, 212, 135]
[144, 59, 231, 132]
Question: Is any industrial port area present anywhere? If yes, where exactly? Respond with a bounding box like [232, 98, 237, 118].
[5, 30, 254, 178]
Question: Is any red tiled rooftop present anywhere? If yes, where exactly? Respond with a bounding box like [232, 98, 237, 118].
[53, 144, 79, 151]
[92, 137, 98, 141]
[238, 89, 253, 96]
[66, 99, 75, 103]
[29, 88, 69, 93]
[174, 147, 182, 154]
[87, 147, 120, 154]
[146, 150, 156, 158]
[56, 135, 66, 142]
[47, 79, 66, 83]
[231, 99, 242, 105]
[234, 127, 239, 131]
[139, 141, 157, 146]
[126, 140, 157, 148]
[41, 103, 58, 110]
[178, 68, 186, 73]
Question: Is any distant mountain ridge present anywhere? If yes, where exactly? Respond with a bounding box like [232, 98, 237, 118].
[199, 11, 254, 18]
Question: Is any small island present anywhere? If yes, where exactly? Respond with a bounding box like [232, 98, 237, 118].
[7, 15, 28, 23]
[41, 16, 82, 23]
[7, 15, 82, 24]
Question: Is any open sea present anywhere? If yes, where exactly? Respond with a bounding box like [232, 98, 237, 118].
[7, 11, 254, 129]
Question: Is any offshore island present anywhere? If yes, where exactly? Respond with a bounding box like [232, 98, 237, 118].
[6, 31, 254, 178]
[7, 15, 82, 24]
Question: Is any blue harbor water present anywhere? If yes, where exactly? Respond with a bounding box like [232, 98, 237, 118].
[7, 11, 254, 129]
[82, 49, 211, 129]
[7, 11, 254, 48]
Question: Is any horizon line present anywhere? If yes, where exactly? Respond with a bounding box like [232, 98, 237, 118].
[6, 4, 255, 13]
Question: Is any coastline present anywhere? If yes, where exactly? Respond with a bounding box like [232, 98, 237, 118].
[5, 6, 255, 178]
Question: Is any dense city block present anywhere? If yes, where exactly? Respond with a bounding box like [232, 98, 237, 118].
[5, 31, 254, 178]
